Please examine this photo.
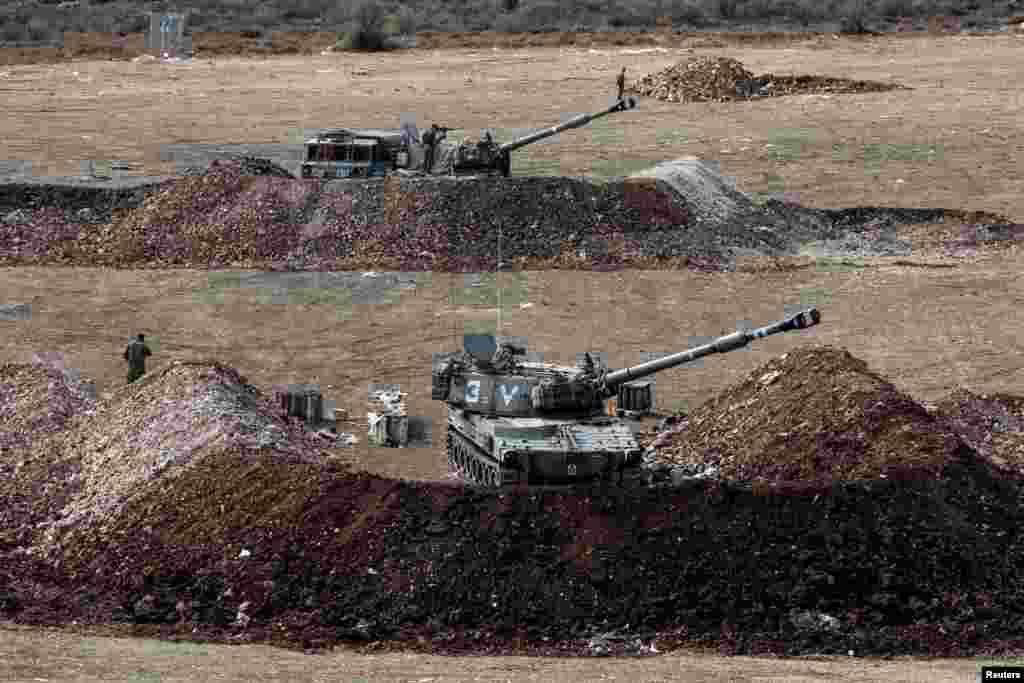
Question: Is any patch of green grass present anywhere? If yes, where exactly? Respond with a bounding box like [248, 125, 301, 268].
[512, 156, 563, 177]
[589, 119, 626, 146]
[590, 158, 657, 180]
[799, 287, 833, 307]
[192, 272, 242, 305]
[463, 319, 498, 336]
[766, 129, 815, 162]
[669, 399, 690, 416]
[449, 272, 528, 307]
[655, 128, 690, 146]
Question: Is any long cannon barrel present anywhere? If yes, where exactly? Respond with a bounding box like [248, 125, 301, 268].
[603, 308, 822, 388]
[499, 97, 638, 154]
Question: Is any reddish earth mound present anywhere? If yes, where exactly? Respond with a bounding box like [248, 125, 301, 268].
[0, 355, 100, 550]
[935, 389, 1024, 475]
[0, 359, 94, 451]
[646, 345, 976, 482]
[0, 358, 350, 563]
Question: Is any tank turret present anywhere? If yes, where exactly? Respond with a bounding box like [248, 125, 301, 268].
[434, 309, 822, 487]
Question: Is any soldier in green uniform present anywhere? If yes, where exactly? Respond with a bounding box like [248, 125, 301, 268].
[124, 333, 152, 384]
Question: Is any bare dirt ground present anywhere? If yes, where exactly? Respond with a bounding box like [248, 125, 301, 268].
[2, 31, 1024, 681]
[3, 621, 1019, 683]
[1, 32, 1022, 221]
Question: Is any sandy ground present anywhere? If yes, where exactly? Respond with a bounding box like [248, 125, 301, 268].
[0, 33, 1022, 220]
[3, 31, 1024, 680]
[2, 621, 1021, 682]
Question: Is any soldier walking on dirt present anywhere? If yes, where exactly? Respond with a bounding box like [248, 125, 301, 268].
[422, 124, 439, 173]
[617, 67, 626, 100]
[124, 333, 152, 384]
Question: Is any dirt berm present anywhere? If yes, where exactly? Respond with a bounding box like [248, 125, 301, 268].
[2, 349, 1024, 657]
[1, 160, 1014, 273]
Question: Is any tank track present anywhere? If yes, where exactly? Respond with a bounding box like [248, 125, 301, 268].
[447, 426, 648, 490]
[447, 426, 508, 487]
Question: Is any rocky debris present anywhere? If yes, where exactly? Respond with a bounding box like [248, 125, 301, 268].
[935, 390, 1024, 475]
[631, 55, 905, 103]
[629, 159, 755, 228]
[641, 346, 982, 483]
[796, 217, 913, 260]
[631, 56, 756, 103]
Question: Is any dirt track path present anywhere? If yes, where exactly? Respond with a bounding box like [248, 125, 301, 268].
[2, 622, 1017, 682]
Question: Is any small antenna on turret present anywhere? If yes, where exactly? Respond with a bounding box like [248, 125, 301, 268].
[497, 221, 502, 337]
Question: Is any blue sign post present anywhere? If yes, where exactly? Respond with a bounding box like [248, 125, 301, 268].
[149, 12, 186, 59]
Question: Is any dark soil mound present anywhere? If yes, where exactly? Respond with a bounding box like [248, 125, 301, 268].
[15, 451, 1024, 658]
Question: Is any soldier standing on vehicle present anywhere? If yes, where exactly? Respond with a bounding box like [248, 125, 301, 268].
[617, 67, 626, 100]
[422, 124, 438, 173]
[124, 333, 152, 384]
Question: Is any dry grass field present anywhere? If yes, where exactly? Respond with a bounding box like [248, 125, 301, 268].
[2, 29, 1023, 681]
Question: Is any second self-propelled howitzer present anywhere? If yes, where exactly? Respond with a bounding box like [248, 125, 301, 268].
[300, 97, 638, 179]
[444, 96, 639, 177]
[433, 308, 822, 488]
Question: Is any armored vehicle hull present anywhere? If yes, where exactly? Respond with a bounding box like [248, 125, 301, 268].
[446, 411, 645, 487]
[433, 309, 821, 488]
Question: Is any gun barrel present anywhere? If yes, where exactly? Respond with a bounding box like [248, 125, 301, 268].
[499, 97, 638, 154]
[603, 308, 821, 387]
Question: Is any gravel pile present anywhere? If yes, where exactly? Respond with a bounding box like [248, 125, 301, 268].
[631, 55, 905, 103]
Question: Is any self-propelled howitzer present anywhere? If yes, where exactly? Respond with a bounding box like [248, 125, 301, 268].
[417, 96, 638, 177]
[432, 308, 821, 487]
